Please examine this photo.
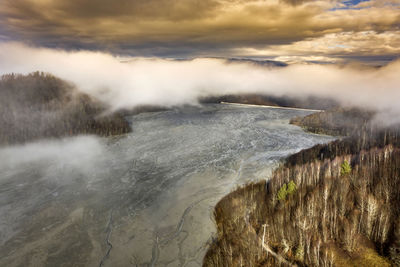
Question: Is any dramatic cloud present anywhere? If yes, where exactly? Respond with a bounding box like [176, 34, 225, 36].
[239, 31, 400, 64]
[0, 42, 399, 124]
[0, 0, 399, 61]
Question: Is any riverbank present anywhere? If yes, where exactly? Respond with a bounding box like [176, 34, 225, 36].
[220, 102, 323, 112]
[290, 107, 374, 137]
[204, 110, 400, 266]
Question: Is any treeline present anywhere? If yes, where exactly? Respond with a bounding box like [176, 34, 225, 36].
[290, 107, 374, 136]
[200, 94, 338, 110]
[204, 123, 400, 266]
[286, 125, 400, 167]
[0, 72, 131, 145]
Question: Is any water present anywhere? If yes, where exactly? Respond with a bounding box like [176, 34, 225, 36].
[0, 104, 334, 266]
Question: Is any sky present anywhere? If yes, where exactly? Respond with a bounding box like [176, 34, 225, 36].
[0, 0, 399, 64]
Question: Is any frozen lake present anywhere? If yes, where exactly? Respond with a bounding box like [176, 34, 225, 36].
[0, 104, 334, 266]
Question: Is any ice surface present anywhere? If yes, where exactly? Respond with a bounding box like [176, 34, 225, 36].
[0, 104, 334, 266]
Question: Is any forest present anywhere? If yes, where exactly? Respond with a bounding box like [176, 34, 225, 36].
[290, 108, 374, 137]
[200, 94, 338, 111]
[204, 110, 400, 266]
[0, 72, 131, 146]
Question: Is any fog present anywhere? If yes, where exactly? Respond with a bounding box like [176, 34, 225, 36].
[0, 136, 106, 177]
[0, 42, 399, 121]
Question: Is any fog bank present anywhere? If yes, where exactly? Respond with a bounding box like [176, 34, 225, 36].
[0, 135, 106, 178]
[0, 42, 399, 122]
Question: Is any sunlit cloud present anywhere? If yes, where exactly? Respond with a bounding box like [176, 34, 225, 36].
[237, 31, 400, 64]
[0, 0, 398, 61]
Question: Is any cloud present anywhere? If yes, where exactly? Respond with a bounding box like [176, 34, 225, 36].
[0, 42, 400, 124]
[0, 0, 399, 59]
[238, 30, 400, 64]
[280, 0, 316, 6]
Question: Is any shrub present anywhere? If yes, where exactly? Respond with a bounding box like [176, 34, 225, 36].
[341, 160, 352, 176]
[287, 180, 297, 194]
[277, 183, 288, 201]
[277, 181, 297, 201]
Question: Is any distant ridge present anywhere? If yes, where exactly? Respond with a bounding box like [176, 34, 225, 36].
[223, 58, 288, 67]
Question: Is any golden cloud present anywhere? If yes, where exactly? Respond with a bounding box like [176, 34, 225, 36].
[238, 30, 400, 63]
[0, 0, 399, 60]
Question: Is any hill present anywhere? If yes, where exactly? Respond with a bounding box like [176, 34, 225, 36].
[0, 72, 130, 145]
[201, 94, 338, 111]
[290, 108, 374, 136]
[204, 113, 400, 266]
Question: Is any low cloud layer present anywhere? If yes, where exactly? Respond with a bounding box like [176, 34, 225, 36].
[0, 42, 400, 123]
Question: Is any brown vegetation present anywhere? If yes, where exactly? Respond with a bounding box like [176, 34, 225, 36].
[290, 108, 374, 136]
[201, 94, 338, 110]
[0, 72, 131, 145]
[204, 125, 400, 266]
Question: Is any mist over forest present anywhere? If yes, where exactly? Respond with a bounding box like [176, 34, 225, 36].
[0, 43, 399, 125]
[0, 72, 130, 145]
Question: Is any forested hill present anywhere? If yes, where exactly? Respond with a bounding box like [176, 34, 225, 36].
[290, 107, 374, 137]
[204, 112, 400, 266]
[201, 94, 338, 111]
[285, 125, 400, 167]
[0, 72, 131, 146]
